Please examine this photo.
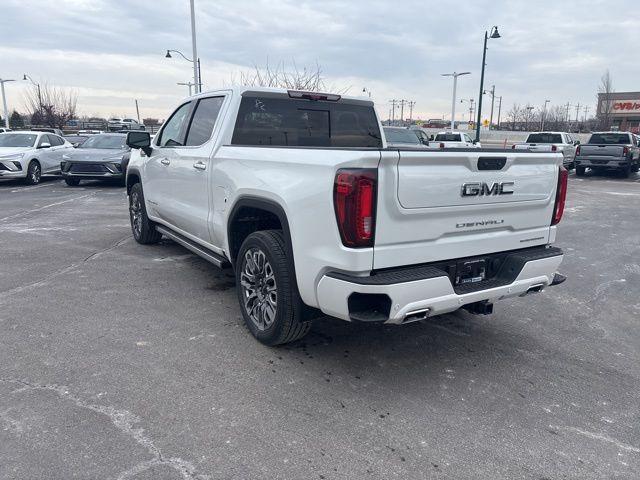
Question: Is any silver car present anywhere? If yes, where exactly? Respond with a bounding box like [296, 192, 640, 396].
[60, 133, 130, 186]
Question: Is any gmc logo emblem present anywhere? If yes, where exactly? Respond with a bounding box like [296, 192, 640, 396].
[461, 182, 514, 197]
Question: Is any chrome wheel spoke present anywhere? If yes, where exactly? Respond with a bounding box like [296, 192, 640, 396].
[240, 246, 278, 331]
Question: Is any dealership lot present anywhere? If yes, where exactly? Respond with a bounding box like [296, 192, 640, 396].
[0, 175, 639, 479]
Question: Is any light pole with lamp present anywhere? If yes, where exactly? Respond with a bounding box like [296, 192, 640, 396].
[540, 99, 550, 131]
[166, 49, 201, 94]
[442, 72, 470, 131]
[0, 78, 15, 129]
[23, 74, 43, 121]
[475, 26, 501, 141]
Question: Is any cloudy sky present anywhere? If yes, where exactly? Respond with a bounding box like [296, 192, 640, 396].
[1, 0, 638, 122]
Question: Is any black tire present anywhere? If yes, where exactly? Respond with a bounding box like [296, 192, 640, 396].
[65, 177, 80, 186]
[621, 165, 631, 178]
[632, 163, 640, 173]
[235, 230, 311, 346]
[24, 161, 41, 185]
[576, 166, 586, 176]
[128, 183, 162, 244]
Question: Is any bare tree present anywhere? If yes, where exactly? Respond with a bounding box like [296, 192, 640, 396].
[506, 103, 522, 130]
[24, 83, 78, 128]
[596, 70, 614, 131]
[229, 60, 350, 94]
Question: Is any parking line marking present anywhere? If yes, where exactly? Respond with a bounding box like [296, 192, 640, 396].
[0, 193, 95, 223]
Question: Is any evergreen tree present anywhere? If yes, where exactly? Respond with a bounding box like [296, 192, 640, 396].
[9, 110, 24, 129]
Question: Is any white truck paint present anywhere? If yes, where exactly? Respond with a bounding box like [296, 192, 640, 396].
[125, 86, 567, 345]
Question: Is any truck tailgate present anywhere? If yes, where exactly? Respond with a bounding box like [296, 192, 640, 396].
[374, 150, 560, 269]
[513, 144, 554, 153]
[579, 145, 625, 158]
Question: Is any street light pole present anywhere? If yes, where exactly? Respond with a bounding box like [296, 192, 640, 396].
[23, 74, 43, 119]
[487, 85, 496, 130]
[541, 99, 550, 131]
[0, 79, 15, 128]
[496, 96, 503, 130]
[177, 82, 195, 96]
[189, 0, 199, 94]
[475, 26, 501, 142]
[442, 72, 470, 131]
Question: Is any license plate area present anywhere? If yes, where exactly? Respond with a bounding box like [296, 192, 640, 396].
[455, 259, 486, 286]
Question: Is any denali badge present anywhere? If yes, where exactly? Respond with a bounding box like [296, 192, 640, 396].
[461, 181, 514, 197]
[456, 219, 505, 228]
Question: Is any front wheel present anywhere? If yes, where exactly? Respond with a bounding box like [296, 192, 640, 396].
[128, 183, 162, 244]
[24, 161, 41, 185]
[236, 230, 311, 346]
[65, 177, 80, 186]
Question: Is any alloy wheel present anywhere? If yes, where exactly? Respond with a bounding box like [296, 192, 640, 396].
[130, 192, 143, 238]
[240, 247, 278, 331]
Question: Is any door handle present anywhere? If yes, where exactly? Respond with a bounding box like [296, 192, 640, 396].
[193, 161, 206, 171]
[160, 158, 170, 166]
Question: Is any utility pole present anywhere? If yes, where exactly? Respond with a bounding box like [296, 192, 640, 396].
[408, 101, 416, 123]
[0, 78, 15, 129]
[398, 99, 407, 125]
[189, 0, 200, 94]
[389, 99, 398, 124]
[496, 96, 503, 129]
[135, 99, 141, 123]
[564, 102, 572, 131]
[574, 103, 581, 126]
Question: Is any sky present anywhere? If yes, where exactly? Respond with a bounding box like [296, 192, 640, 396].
[1, 0, 639, 122]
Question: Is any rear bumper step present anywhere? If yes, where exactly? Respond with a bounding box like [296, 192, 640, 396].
[317, 246, 564, 324]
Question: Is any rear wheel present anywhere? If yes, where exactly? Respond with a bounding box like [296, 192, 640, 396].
[65, 177, 80, 186]
[24, 161, 41, 185]
[129, 183, 162, 244]
[621, 164, 631, 178]
[576, 166, 586, 176]
[236, 230, 311, 346]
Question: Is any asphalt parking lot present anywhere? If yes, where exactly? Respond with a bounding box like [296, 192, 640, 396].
[1, 172, 639, 480]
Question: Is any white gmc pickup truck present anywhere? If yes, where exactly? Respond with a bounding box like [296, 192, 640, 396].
[125, 87, 567, 346]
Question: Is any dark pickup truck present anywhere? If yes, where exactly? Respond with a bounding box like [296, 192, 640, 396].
[575, 132, 640, 177]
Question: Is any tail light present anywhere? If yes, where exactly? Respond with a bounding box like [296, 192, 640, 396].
[439, 142, 445, 149]
[576, 145, 581, 156]
[552, 166, 568, 226]
[333, 168, 377, 248]
[551, 144, 557, 152]
[623, 146, 629, 156]
[511, 144, 516, 150]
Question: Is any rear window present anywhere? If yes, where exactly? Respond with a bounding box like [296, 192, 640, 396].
[588, 133, 631, 145]
[434, 133, 461, 142]
[231, 95, 382, 148]
[527, 133, 562, 143]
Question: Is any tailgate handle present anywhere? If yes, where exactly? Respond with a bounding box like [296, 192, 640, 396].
[478, 157, 506, 170]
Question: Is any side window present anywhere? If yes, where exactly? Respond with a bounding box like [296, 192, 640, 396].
[185, 96, 225, 146]
[157, 102, 192, 147]
[464, 134, 472, 142]
[49, 135, 64, 146]
[37, 135, 50, 147]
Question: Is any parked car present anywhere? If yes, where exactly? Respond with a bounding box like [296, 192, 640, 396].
[108, 118, 145, 131]
[512, 132, 578, 169]
[0, 128, 12, 133]
[574, 131, 640, 177]
[77, 129, 102, 135]
[124, 86, 566, 346]
[30, 127, 65, 136]
[64, 134, 90, 147]
[383, 126, 430, 148]
[60, 133, 129, 186]
[0, 131, 73, 184]
[433, 131, 480, 148]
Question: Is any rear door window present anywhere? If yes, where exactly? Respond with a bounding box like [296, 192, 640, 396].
[231, 95, 382, 148]
[48, 135, 64, 146]
[185, 96, 225, 146]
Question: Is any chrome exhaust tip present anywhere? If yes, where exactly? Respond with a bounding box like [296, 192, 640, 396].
[403, 308, 430, 323]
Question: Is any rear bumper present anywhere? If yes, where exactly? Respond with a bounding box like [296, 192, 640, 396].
[575, 157, 630, 168]
[316, 246, 564, 324]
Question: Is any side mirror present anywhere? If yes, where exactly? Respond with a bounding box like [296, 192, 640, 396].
[127, 131, 152, 156]
[574, 140, 580, 146]
[429, 135, 434, 141]
[72, 143, 80, 148]
[38, 142, 51, 149]
[472, 139, 478, 145]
